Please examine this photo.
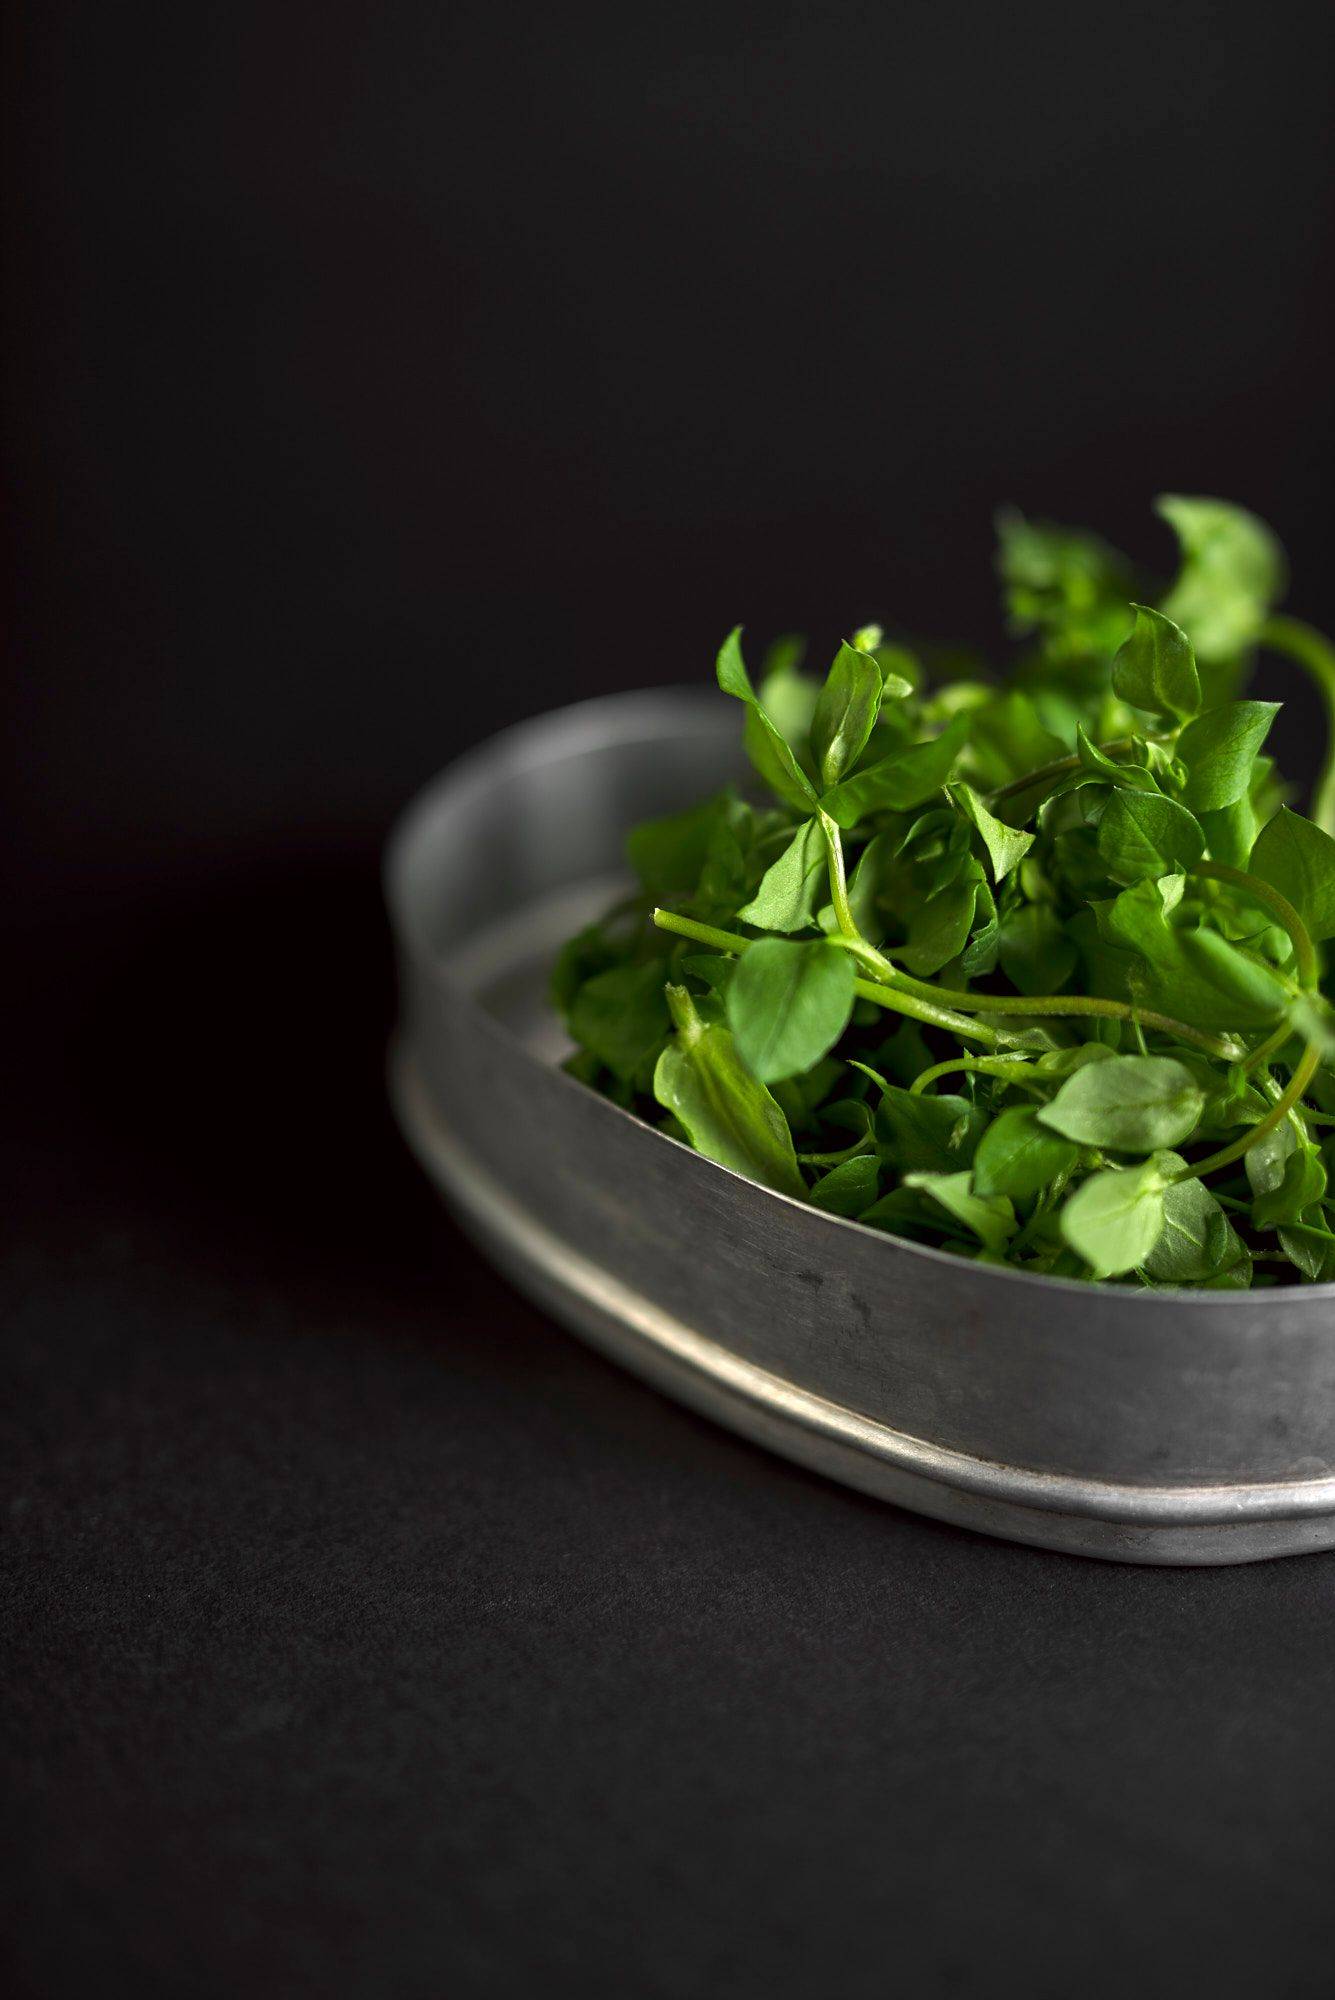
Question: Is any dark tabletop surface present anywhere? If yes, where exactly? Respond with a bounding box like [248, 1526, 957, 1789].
[6, 1, 1335, 1992]
[6, 876, 1335, 1999]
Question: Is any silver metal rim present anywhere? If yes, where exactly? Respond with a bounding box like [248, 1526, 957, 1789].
[391, 1042, 1335, 1564]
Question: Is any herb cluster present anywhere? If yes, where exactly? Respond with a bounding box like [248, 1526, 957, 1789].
[552, 499, 1335, 1287]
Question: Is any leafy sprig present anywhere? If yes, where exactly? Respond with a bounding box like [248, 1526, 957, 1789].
[552, 498, 1335, 1286]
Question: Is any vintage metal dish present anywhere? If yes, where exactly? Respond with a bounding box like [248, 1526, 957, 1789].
[386, 689, 1335, 1565]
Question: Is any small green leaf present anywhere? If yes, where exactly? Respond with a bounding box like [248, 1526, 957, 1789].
[1251, 1140, 1327, 1230]
[736, 818, 827, 932]
[856, 1070, 985, 1173]
[972, 1105, 1079, 1201]
[1176, 701, 1281, 812]
[1095, 789, 1205, 885]
[900, 876, 981, 978]
[653, 985, 804, 1196]
[858, 1184, 970, 1243]
[1156, 495, 1286, 665]
[996, 905, 1078, 995]
[874, 657, 915, 700]
[994, 511, 1138, 661]
[567, 961, 670, 1083]
[716, 627, 821, 812]
[948, 782, 1034, 882]
[1111, 605, 1201, 720]
[681, 955, 733, 995]
[1175, 928, 1291, 1024]
[1098, 877, 1289, 1029]
[1290, 992, 1335, 1056]
[1141, 1161, 1247, 1285]
[1075, 726, 1159, 790]
[1199, 794, 1259, 869]
[1243, 1117, 1330, 1276]
[808, 1152, 880, 1216]
[822, 716, 970, 828]
[967, 693, 1068, 798]
[1250, 807, 1335, 943]
[810, 641, 884, 789]
[726, 938, 857, 1083]
[903, 1171, 1016, 1252]
[1059, 1155, 1169, 1278]
[1038, 1055, 1205, 1151]
[625, 793, 730, 900]
[757, 640, 816, 746]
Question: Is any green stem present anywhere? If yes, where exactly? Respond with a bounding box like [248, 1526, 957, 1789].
[652, 910, 757, 956]
[820, 809, 858, 941]
[908, 1056, 1047, 1097]
[1189, 860, 1316, 989]
[651, 908, 1237, 1057]
[817, 811, 901, 983]
[1240, 1021, 1293, 1075]
[888, 978, 1241, 1059]
[1175, 1041, 1321, 1184]
[650, 908, 1007, 1046]
[986, 735, 1147, 809]
[1262, 615, 1335, 838]
[799, 1136, 876, 1167]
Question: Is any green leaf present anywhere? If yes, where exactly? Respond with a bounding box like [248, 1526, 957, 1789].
[808, 1152, 880, 1216]
[1097, 877, 1289, 1029]
[948, 782, 1034, 882]
[1038, 1055, 1205, 1151]
[966, 691, 1067, 791]
[874, 657, 916, 700]
[736, 818, 827, 932]
[716, 627, 821, 812]
[1060, 1155, 1169, 1278]
[1111, 605, 1201, 720]
[625, 792, 731, 900]
[1199, 794, 1259, 869]
[1175, 927, 1292, 1024]
[821, 715, 970, 828]
[1141, 1161, 1248, 1285]
[653, 985, 804, 1196]
[1176, 701, 1281, 812]
[972, 1105, 1079, 1201]
[1075, 726, 1159, 790]
[900, 876, 981, 978]
[756, 640, 816, 746]
[681, 955, 733, 995]
[855, 1070, 985, 1173]
[996, 905, 1078, 995]
[1095, 789, 1205, 885]
[726, 938, 857, 1083]
[567, 961, 670, 1083]
[810, 641, 884, 789]
[1290, 991, 1335, 1057]
[1250, 807, 1335, 943]
[1243, 1117, 1330, 1277]
[994, 510, 1138, 660]
[1156, 495, 1286, 665]
[903, 1171, 1016, 1252]
[1251, 1139, 1327, 1230]
[858, 1184, 972, 1244]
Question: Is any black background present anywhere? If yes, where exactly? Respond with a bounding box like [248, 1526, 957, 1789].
[6, 4, 1335, 1995]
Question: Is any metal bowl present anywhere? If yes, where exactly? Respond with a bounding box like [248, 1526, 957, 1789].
[386, 688, 1335, 1565]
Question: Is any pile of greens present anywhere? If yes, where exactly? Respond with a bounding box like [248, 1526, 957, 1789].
[553, 498, 1335, 1287]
